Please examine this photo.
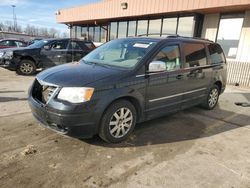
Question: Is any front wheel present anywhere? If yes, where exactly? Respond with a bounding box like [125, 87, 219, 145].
[202, 85, 220, 110]
[99, 100, 137, 143]
[17, 59, 36, 75]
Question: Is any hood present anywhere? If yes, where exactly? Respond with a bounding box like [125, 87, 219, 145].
[37, 61, 125, 87]
[0, 47, 35, 52]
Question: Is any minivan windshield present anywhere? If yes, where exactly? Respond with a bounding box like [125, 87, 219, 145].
[82, 39, 157, 68]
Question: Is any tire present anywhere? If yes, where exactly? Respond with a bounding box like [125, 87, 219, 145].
[99, 100, 137, 143]
[17, 59, 36, 75]
[202, 85, 220, 110]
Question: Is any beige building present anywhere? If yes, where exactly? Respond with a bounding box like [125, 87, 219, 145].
[56, 0, 250, 86]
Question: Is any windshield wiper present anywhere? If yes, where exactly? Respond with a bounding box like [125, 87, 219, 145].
[83, 60, 111, 68]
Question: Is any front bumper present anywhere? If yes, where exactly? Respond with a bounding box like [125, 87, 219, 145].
[0, 58, 16, 70]
[28, 96, 99, 138]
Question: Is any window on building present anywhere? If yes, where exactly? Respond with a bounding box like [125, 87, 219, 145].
[148, 19, 162, 37]
[162, 17, 177, 36]
[177, 16, 195, 37]
[94, 26, 100, 42]
[118, 21, 128, 38]
[100, 26, 107, 43]
[208, 43, 226, 64]
[71, 26, 77, 38]
[183, 43, 207, 67]
[110, 22, 118, 40]
[88, 27, 94, 41]
[137, 20, 148, 36]
[81, 27, 88, 40]
[76, 26, 81, 38]
[153, 45, 181, 70]
[216, 14, 244, 59]
[127, 21, 136, 37]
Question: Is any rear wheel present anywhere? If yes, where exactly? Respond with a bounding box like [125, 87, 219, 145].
[202, 85, 220, 110]
[17, 59, 36, 75]
[99, 100, 137, 143]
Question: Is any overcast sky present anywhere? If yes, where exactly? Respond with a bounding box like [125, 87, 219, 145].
[0, 0, 100, 34]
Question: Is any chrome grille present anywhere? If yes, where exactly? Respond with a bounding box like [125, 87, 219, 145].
[42, 85, 57, 103]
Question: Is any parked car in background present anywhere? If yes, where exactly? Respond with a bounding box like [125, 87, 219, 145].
[28, 36, 227, 143]
[27, 38, 43, 46]
[0, 38, 95, 75]
[0, 38, 27, 49]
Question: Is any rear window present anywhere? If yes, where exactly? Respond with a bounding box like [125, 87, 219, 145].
[208, 43, 226, 64]
[183, 43, 207, 67]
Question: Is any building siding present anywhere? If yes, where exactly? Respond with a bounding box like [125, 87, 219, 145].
[56, 0, 250, 24]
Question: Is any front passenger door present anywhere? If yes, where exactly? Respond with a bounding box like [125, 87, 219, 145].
[67, 41, 85, 62]
[145, 44, 185, 119]
[40, 40, 68, 68]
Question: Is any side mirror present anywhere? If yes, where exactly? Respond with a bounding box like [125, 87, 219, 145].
[148, 61, 167, 73]
[43, 45, 50, 50]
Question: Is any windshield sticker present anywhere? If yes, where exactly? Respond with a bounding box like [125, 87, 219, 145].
[133, 43, 150, 48]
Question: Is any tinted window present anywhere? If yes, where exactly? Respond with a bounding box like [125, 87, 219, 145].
[29, 40, 49, 48]
[208, 43, 226, 64]
[50, 41, 68, 50]
[16, 41, 26, 47]
[153, 45, 181, 71]
[0, 41, 7, 46]
[68, 41, 81, 50]
[0, 40, 16, 47]
[184, 43, 207, 67]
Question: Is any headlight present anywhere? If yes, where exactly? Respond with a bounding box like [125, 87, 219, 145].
[3, 51, 13, 59]
[57, 87, 94, 103]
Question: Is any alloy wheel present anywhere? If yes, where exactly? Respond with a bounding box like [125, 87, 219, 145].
[20, 63, 33, 74]
[109, 107, 133, 138]
[208, 88, 219, 108]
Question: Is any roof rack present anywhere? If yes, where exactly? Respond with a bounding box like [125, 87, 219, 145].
[133, 33, 213, 42]
[174, 35, 213, 42]
[137, 33, 180, 37]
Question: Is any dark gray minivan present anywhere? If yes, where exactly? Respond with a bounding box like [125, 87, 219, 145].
[28, 36, 227, 143]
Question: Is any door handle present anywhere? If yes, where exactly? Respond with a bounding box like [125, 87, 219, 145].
[176, 74, 184, 79]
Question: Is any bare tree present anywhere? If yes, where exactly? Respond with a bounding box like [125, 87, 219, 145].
[0, 21, 65, 38]
[49, 28, 58, 38]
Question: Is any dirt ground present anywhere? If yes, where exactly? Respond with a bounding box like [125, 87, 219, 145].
[0, 67, 250, 188]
